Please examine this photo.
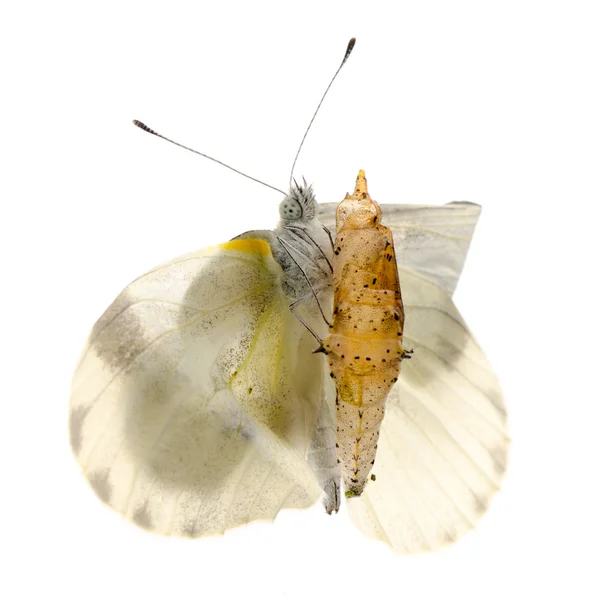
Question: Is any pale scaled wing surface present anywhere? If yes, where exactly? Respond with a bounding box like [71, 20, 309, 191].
[69, 238, 323, 537]
[320, 202, 508, 553]
[319, 201, 481, 297]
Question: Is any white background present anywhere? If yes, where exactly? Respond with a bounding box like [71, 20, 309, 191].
[2, 1, 599, 599]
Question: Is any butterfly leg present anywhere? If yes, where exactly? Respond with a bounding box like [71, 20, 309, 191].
[288, 297, 324, 347]
[307, 388, 341, 514]
[322, 224, 335, 251]
[285, 224, 333, 273]
[278, 236, 332, 328]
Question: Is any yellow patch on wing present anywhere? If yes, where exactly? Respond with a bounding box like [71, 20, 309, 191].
[218, 239, 271, 256]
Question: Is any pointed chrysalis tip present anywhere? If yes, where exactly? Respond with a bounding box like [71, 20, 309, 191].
[353, 169, 368, 196]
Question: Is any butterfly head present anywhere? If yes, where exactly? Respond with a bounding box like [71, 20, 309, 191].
[279, 179, 317, 222]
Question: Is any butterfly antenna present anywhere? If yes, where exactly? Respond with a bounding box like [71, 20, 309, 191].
[288, 37, 356, 188]
[133, 120, 286, 195]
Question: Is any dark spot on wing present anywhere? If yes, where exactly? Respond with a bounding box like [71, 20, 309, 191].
[69, 405, 90, 455]
[489, 443, 509, 475]
[486, 387, 508, 421]
[443, 529, 457, 545]
[91, 291, 148, 370]
[89, 470, 112, 504]
[472, 493, 488, 515]
[132, 503, 153, 530]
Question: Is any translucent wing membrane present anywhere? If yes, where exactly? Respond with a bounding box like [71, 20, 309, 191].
[347, 269, 508, 553]
[319, 202, 481, 297]
[70, 239, 323, 537]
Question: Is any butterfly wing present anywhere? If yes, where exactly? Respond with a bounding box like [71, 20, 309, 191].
[69, 238, 323, 537]
[321, 201, 508, 553]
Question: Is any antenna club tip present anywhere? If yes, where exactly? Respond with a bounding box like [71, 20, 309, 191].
[133, 119, 156, 135]
[343, 38, 356, 63]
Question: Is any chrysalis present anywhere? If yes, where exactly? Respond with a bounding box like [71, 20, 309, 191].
[325, 170, 410, 497]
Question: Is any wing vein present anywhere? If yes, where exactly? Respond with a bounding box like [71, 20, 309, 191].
[394, 369, 500, 491]
[382, 419, 474, 534]
[402, 334, 506, 422]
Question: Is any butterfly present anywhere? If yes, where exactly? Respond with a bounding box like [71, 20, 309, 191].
[69, 39, 508, 554]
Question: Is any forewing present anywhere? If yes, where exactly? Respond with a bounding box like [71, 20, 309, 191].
[70, 239, 322, 537]
[319, 202, 481, 296]
[346, 269, 509, 553]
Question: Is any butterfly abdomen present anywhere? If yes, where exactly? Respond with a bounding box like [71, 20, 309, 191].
[324, 171, 405, 496]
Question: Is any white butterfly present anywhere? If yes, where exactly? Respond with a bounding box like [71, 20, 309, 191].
[69, 40, 508, 554]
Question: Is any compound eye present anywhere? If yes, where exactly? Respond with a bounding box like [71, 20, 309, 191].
[279, 198, 303, 220]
